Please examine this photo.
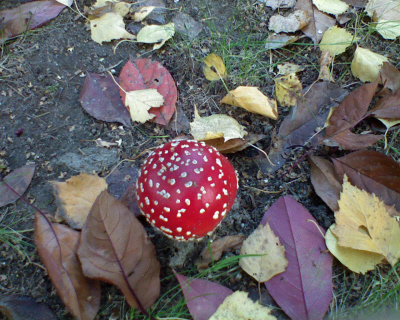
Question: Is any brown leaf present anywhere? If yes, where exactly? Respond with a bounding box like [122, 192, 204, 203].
[203, 134, 266, 154]
[0, 295, 57, 320]
[333, 150, 400, 211]
[380, 62, 400, 92]
[367, 87, 400, 119]
[309, 156, 341, 212]
[0, 163, 35, 207]
[197, 235, 246, 269]
[34, 213, 100, 320]
[77, 191, 160, 309]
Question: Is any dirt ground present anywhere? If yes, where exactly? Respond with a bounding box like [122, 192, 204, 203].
[1, 0, 400, 319]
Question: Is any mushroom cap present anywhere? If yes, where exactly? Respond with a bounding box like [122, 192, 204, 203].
[136, 140, 238, 240]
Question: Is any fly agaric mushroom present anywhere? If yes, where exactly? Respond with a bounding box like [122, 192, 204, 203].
[136, 140, 238, 240]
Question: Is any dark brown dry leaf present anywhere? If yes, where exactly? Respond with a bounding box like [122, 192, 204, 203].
[34, 213, 101, 320]
[0, 163, 35, 207]
[367, 87, 400, 119]
[204, 133, 266, 153]
[77, 191, 160, 310]
[0, 295, 56, 320]
[309, 156, 341, 212]
[333, 150, 400, 211]
[380, 62, 400, 92]
[119, 182, 142, 217]
[197, 235, 246, 269]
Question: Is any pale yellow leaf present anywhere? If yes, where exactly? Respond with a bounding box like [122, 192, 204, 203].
[351, 47, 388, 82]
[366, 0, 400, 39]
[133, 6, 156, 22]
[325, 226, 384, 274]
[137, 23, 175, 49]
[239, 223, 288, 282]
[277, 63, 305, 75]
[274, 73, 302, 107]
[221, 86, 278, 120]
[90, 12, 135, 44]
[269, 10, 310, 33]
[203, 53, 227, 81]
[312, 0, 349, 15]
[125, 89, 164, 123]
[190, 108, 247, 142]
[51, 173, 108, 229]
[331, 176, 400, 266]
[91, 0, 130, 17]
[209, 291, 276, 320]
[320, 26, 353, 57]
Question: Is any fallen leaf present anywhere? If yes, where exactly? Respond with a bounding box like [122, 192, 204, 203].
[277, 63, 305, 75]
[367, 86, 400, 119]
[319, 26, 353, 57]
[95, 138, 119, 148]
[309, 155, 342, 211]
[202, 133, 266, 153]
[379, 62, 400, 92]
[365, 0, 400, 39]
[56, 0, 73, 6]
[269, 10, 310, 33]
[331, 176, 400, 266]
[209, 291, 276, 320]
[274, 73, 302, 107]
[261, 0, 296, 9]
[351, 47, 388, 82]
[175, 272, 233, 320]
[221, 86, 278, 119]
[377, 118, 400, 148]
[313, 0, 349, 15]
[51, 173, 108, 229]
[203, 54, 227, 81]
[119, 58, 177, 126]
[77, 191, 160, 309]
[332, 150, 400, 211]
[79, 72, 131, 127]
[262, 196, 333, 320]
[90, 12, 135, 44]
[190, 108, 247, 142]
[137, 22, 175, 49]
[124, 89, 164, 123]
[35, 214, 101, 319]
[0, 295, 57, 320]
[198, 235, 245, 269]
[133, 6, 155, 22]
[132, 0, 166, 24]
[0, 163, 35, 208]
[0, 1, 67, 44]
[265, 33, 299, 50]
[86, 1, 130, 18]
[240, 223, 288, 282]
[318, 50, 333, 82]
[172, 12, 203, 40]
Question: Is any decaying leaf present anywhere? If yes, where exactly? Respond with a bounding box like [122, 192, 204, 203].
[377, 118, 400, 148]
[240, 223, 288, 282]
[319, 26, 353, 57]
[318, 50, 333, 82]
[221, 86, 278, 120]
[331, 176, 400, 267]
[274, 73, 302, 107]
[209, 291, 276, 320]
[0, 295, 57, 320]
[203, 54, 227, 81]
[203, 133, 266, 154]
[133, 6, 155, 22]
[268, 10, 310, 33]
[365, 0, 400, 39]
[190, 108, 247, 142]
[380, 62, 400, 92]
[137, 22, 175, 49]
[51, 172, 108, 229]
[351, 47, 388, 82]
[277, 63, 305, 75]
[313, 0, 349, 15]
[90, 0, 131, 17]
[124, 89, 164, 123]
[262, 0, 296, 10]
[90, 12, 135, 44]
[265, 33, 299, 50]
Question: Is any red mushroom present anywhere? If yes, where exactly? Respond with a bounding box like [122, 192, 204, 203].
[136, 140, 238, 240]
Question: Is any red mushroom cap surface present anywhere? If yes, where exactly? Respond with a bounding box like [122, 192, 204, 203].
[136, 140, 238, 240]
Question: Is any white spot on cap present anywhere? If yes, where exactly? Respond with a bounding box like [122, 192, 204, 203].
[192, 159, 197, 164]
[223, 203, 228, 208]
[207, 177, 212, 181]
[140, 183, 144, 192]
[172, 164, 179, 171]
[216, 158, 222, 167]
[159, 215, 168, 221]
[211, 183, 215, 187]
[185, 199, 191, 205]
[159, 157, 164, 162]
[152, 164, 157, 169]
[144, 170, 148, 175]
[223, 188, 228, 195]
[178, 209, 186, 214]
[136, 194, 140, 201]
[200, 142, 206, 146]
[145, 197, 150, 205]
[177, 213, 182, 218]
[167, 162, 172, 167]
[164, 150, 169, 154]
[194, 168, 201, 174]
[181, 144, 190, 148]
[211, 166, 215, 170]
[163, 207, 170, 212]
[168, 179, 176, 185]
[176, 157, 181, 162]
[176, 189, 181, 194]
[151, 208, 154, 213]
[176, 199, 181, 203]
[180, 172, 187, 178]
[156, 182, 160, 188]
[148, 158, 154, 164]
[200, 208, 205, 214]
[206, 203, 210, 208]
[149, 179, 153, 187]
[203, 156, 208, 162]
[175, 236, 185, 240]
[146, 213, 150, 218]
[224, 180, 228, 185]
[208, 148, 213, 153]
[213, 211, 219, 219]
[197, 193, 202, 200]
[151, 219, 156, 224]
[186, 231, 191, 236]
[221, 210, 227, 216]
[140, 202, 144, 208]
[157, 190, 170, 199]
[216, 194, 221, 200]
[185, 181, 193, 187]
[184, 150, 191, 155]
[160, 226, 172, 233]
[171, 141, 179, 147]
[154, 200, 159, 205]
[177, 227, 182, 232]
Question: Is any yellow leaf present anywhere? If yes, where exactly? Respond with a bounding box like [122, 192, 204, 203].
[274, 73, 302, 107]
[125, 89, 164, 123]
[209, 291, 276, 320]
[239, 223, 288, 282]
[133, 6, 156, 22]
[137, 23, 175, 50]
[203, 54, 227, 81]
[331, 176, 400, 266]
[221, 86, 278, 120]
[277, 63, 305, 75]
[325, 226, 384, 274]
[351, 47, 388, 82]
[190, 108, 247, 142]
[51, 173, 108, 229]
[312, 0, 348, 15]
[366, 0, 400, 40]
[90, 12, 135, 44]
[320, 26, 353, 57]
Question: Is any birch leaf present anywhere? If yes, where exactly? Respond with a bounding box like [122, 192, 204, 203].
[351, 47, 388, 82]
[203, 54, 227, 81]
[275, 73, 302, 107]
[125, 89, 164, 123]
[133, 6, 155, 22]
[90, 12, 135, 44]
[137, 23, 175, 49]
[320, 26, 353, 57]
[312, 0, 349, 15]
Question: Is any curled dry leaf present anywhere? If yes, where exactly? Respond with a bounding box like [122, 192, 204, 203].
[34, 214, 101, 320]
[133, 6, 155, 22]
[319, 26, 353, 57]
[51, 172, 107, 229]
[351, 47, 388, 83]
[124, 89, 164, 123]
[203, 133, 266, 154]
[90, 12, 135, 44]
[313, 0, 349, 15]
[77, 191, 160, 310]
[318, 50, 333, 82]
[221, 86, 278, 120]
[137, 22, 175, 49]
[268, 10, 310, 33]
[203, 53, 227, 81]
[274, 73, 302, 107]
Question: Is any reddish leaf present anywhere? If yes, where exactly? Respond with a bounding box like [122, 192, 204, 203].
[0, 163, 35, 207]
[367, 87, 400, 119]
[0, 1, 67, 44]
[77, 191, 160, 310]
[119, 58, 177, 125]
[34, 214, 101, 320]
[262, 196, 333, 320]
[0, 295, 56, 320]
[79, 72, 131, 126]
[309, 156, 341, 212]
[380, 62, 400, 92]
[174, 272, 233, 320]
[333, 150, 400, 211]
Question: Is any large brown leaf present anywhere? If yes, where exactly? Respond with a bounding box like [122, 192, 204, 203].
[77, 191, 160, 310]
[34, 214, 100, 320]
[367, 87, 400, 119]
[333, 150, 400, 211]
